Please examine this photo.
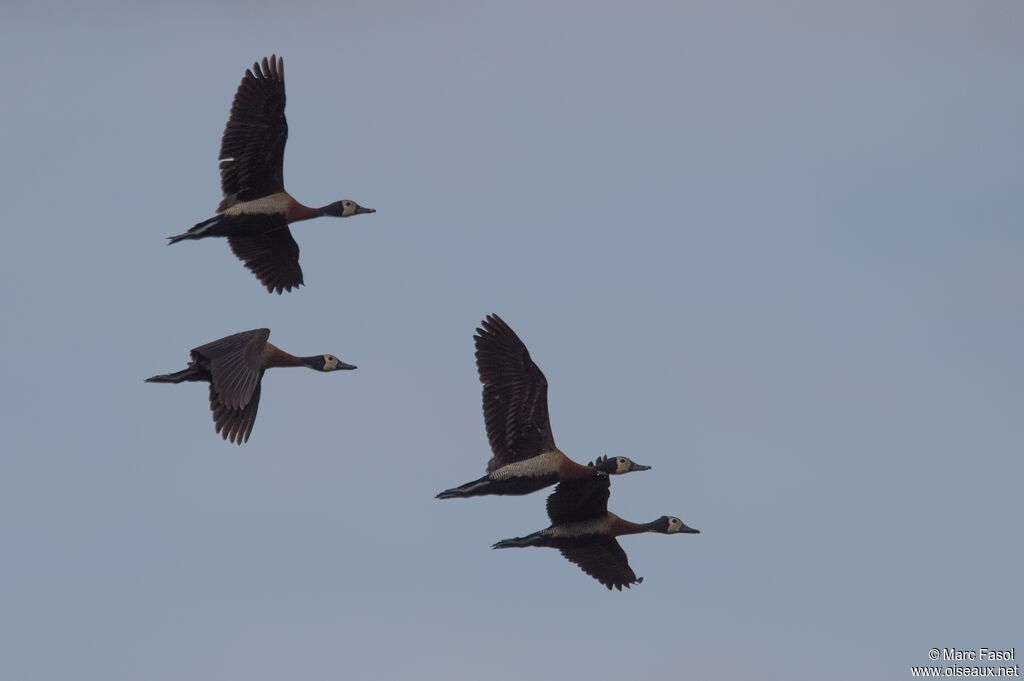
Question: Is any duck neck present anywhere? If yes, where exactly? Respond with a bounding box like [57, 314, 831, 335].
[262, 343, 305, 368]
[560, 456, 599, 480]
[298, 355, 328, 370]
[609, 513, 650, 536]
[286, 202, 324, 222]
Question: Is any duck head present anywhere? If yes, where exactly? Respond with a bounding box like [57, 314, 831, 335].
[304, 354, 358, 371]
[321, 200, 376, 217]
[590, 454, 651, 475]
[645, 516, 700, 535]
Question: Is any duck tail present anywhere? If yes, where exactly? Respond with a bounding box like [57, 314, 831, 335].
[145, 367, 201, 383]
[435, 475, 492, 499]
[167, 215, 222, 244]
[492, 531, 544, 549]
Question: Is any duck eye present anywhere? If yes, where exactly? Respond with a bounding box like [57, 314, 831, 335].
[671, 518, 679, 524]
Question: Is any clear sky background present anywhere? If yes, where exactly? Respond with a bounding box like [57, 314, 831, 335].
[1, 2, 1021, 680]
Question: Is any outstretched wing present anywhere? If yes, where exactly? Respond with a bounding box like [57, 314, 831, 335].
[546, 476, 610, 525]
[559, 538, 640, 591]
[210, 380, 262, 444]
[191, 328, 269, 410]
[218, 55, 287, 207]
[227, 228, 303, 294]
[475, 314, 556, 471]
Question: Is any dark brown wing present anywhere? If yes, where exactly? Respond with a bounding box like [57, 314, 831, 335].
[228, 228, 303, 294]
[217, 55, 287, 208]
[191, 328, 269, 410]
[546, 476, 610, 525]
[475, 314, 556, 471]
[210, 380, 262, 444]
[559, 538, 640, 590]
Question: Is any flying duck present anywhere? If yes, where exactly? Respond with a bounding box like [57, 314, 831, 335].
[436, 314, 650, 499]
[145, 328, 356, 444]
[492, 475, 699, 590]
[167, 55, 375, 293]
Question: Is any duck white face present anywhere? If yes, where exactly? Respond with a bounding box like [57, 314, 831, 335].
[662, 516, 700, 535]
[321, 354, 357, 371]
[614, 456, 649, 474]
[592, 455, 651, 474]
[324, 200, 376, 218]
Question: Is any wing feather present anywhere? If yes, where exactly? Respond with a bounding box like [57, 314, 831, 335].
[191, 328, 269, 409]
[227, 228, 303, 294]
[218, 55, 287, 206]
[546, 476, 611, 525]
[559, 539, 640, 590]
[475, 314, 556, 471]
[210, 380, 262, 444]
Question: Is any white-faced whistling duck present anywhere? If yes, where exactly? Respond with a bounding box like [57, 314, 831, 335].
[145, 328, 355, 444]
[167, 56, 375, 293]
[436, 314, 650, 499]
[492, 475, 699, 590]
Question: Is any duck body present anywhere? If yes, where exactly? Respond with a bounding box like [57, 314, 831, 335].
[437, 451, 647, 498]
[169, 193, 298, 241]
[436, 314, 650, 499]
[145, 328, 356, 444]
[438, 450, 583, 498]
[495, 513, 635, 548]
[167, 55, 374, 293]
[492, 476, 699, 590]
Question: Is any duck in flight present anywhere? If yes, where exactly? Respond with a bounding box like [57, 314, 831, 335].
[436, 314, 650, 499]
[492, 475, 699, 590]
[145, 328, 356, 444]
[167, 55, 375, 293]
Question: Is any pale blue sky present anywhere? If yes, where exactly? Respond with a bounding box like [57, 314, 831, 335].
[1, 2, 1021, 680]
